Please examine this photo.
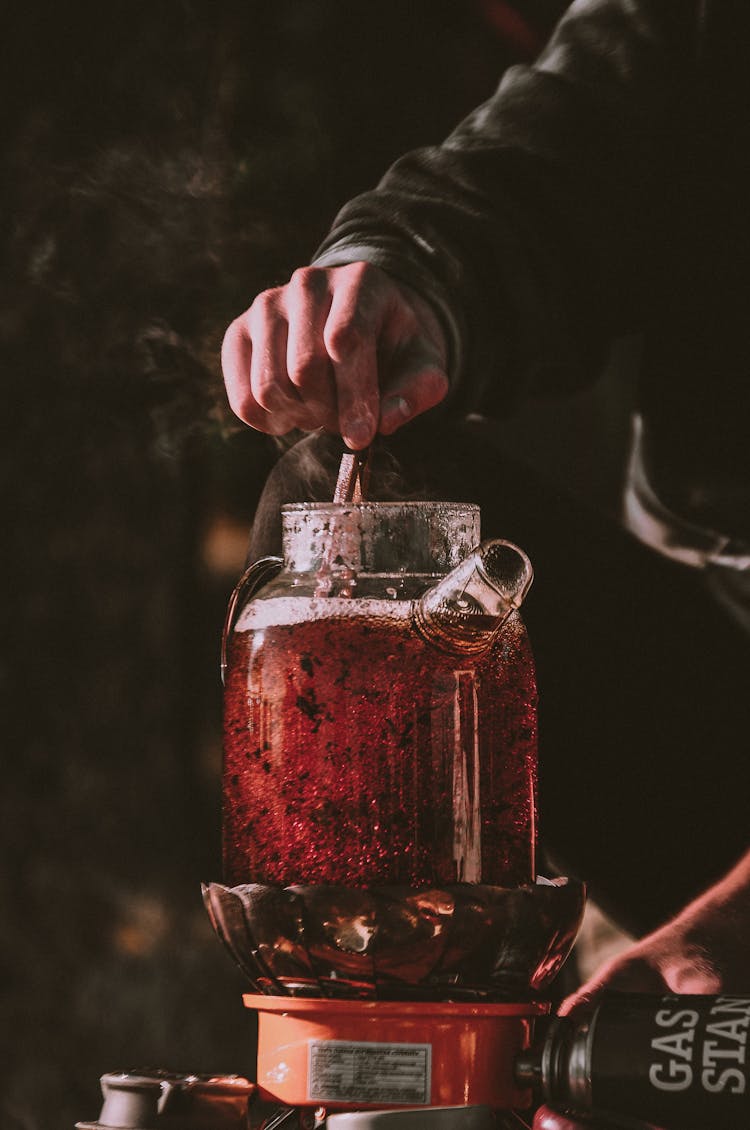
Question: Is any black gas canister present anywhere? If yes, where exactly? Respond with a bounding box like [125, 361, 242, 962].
[517, 992, 750, 1129]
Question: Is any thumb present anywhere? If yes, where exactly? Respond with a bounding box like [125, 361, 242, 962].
[377, 281, 450, 434]
[378, 345, 449, 434]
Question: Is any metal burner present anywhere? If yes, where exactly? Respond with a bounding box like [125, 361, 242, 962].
[202, 877, 584, 1000]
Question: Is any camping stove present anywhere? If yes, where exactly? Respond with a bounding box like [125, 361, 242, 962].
[76, 876, 582, 1130]
[76, 472, 750, 1129]
[79, 482, 586, 1130]
[200, 876, 584, 1128]
[209, 484, 585, 1128]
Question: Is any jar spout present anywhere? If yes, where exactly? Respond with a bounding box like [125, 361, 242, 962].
[414, 539, 533, 654]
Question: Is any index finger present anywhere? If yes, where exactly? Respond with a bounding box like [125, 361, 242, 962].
[323, 267, 383, 450]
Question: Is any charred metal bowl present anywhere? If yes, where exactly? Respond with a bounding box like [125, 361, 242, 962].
[202, 878, 584, 1000]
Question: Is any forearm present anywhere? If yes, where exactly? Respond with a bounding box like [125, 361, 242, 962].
[562, 848, 750, 1013]
[315, 0, 699, 413]
[667, 848, 750, 988]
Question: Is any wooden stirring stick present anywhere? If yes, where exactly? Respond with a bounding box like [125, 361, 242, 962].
[315, 447, 371, 597]
[333, 447, 370, 504]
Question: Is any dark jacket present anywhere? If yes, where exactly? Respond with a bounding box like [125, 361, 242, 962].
[314, 0, 750, 542]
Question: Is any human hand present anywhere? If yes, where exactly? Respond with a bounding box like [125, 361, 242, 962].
[530, 925, 679, 1130]
[532, 852, 750, 1130]
[560, 853, 750, 1018]
[222, 261, 449, 449]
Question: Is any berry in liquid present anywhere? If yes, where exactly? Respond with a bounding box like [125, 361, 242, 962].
[223, 602, 537, 888]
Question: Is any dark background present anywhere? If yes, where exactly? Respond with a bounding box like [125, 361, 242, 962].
[1, 3, 632, 1126]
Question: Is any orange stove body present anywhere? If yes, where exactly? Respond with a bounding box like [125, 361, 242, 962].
[245, 994, 548, 1112]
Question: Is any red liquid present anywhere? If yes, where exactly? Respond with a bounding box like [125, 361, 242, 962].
[223, 605, 537, 888]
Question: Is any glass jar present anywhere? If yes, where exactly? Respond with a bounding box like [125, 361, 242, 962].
[222, 501, 537, 890]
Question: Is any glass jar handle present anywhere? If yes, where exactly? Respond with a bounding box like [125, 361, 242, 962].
[220, 556, 283, 684]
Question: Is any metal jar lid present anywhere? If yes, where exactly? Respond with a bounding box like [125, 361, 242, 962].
[76, 1069, 254, 1129]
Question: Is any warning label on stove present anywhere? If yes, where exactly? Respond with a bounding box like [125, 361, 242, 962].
[307, 1039, 432, 1105]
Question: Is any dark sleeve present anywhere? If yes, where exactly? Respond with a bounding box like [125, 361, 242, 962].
[313, 0, 700, 415]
